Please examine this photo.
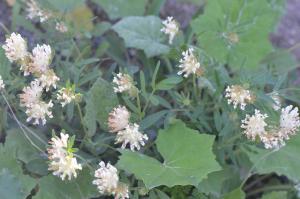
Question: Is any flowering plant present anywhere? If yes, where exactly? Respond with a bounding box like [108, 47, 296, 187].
[1, 0, 300, 198]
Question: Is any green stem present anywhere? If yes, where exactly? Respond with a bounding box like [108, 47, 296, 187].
[142, 89, 156, 115]
[76, 103, 89, 148]
[192, 74, 198, 99]
[136, 93, 143, 120]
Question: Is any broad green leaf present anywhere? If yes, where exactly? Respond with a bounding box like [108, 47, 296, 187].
[117, 120, 220, 189]
[191, 0, 283, 69]
[0, 169, 29, 199]
[0, 48, 12, 80]
[246, 134, 300, 182]
[0, 130, 38, 198]
[261, 191, 287, 199]
[94, 0, 147, 20]
[156, 76, 183, 90]
[34, 168, 99, 199]
[198, 168, 241, 198]
[83, 78, 119, 136]
[223, 188, 245, 199]
[112, 16, 170, 57]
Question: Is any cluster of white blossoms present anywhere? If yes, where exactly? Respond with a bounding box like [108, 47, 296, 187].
[241, 105, 300, 149]
[2, 33, 60, 125]
[55, 22, 68, 33]
[108, 106, 148, 151]
[47, 133, 82, 180]
[178, 48, 202, 78]
[113, 73, 137, 97]
[26, 0, 52, 23]
[93, 161, 129, 198]
[161, 16, 179, 44]
[225, 85, 254, 110]
[57, 87, 81, 107]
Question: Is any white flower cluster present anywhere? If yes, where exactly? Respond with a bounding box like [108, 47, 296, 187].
[2, 33, 60, 125]
[108, 106, 148, 151]
[241, 105, 300, 149]
[225, 85, 253, 110]
[161, 16, 179, 44]
[26, 0, 52, 23]
[93, 161, 129, 199]
[178, 48, 202, 78]
[113, 73, 137, 97]
[47, 133, 82, 180]
[55, 22, 68, 33]
[57, 87, 80, 107]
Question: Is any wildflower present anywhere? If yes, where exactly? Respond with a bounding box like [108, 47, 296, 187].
[25, 100, 53, 125]
[225, 85, 253, 110]
[55, 22, 68, 33]
[269, 92, 281, 111]
[93, 161, 119, 195]
[115, 123, 148, 151]
[178, 48, 201, 78]
[30, 44, 52, 75]
[47, 133, 82, 180]
[161, 16, 179, 44]
[0, 76, 5, 90]
[19, 80, 43, 108]
[115, 183, 129, 199]
[108, 106, 130, 133]
[26, 0, 51, 22]
[113, 73, 136, 94]
[2, 32, 28, 62]
[279, 105, 300, 138]
[38, 69, 60, 91]
[241, 110, 268, 140]
[57, 87, 81, 107]
[260, 133, 285, 150]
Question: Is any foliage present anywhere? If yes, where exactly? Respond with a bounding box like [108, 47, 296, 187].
[1, 0, 300, 198]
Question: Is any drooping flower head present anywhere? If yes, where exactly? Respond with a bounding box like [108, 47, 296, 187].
[279, 105, 300, 138]
[2, 33, 28, 62]
[38, 69, 60, 91]
[19, 80, 43, 108]
[115, 123, 148, 151]
[113, 73, 136, 95]
[108, 106, 130, 133]
[161, 16, 179, 44]
[47, 133, 82, 180]
[241, 110, 268, 140]
[225, 85, 254, 110]
[25, 100, 53, 125]
[93, 161, 119, 195]
[178, 48, 201, 78]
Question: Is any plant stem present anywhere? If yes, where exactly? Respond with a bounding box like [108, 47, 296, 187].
[76, 103, 89, 149]
[142, 89, 156, 115]
[136, 93, 143, 120]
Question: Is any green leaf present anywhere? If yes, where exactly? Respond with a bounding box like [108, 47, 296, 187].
[156, 76, 183, 90]
[261, 191, 287, 199]
[223, 188, 245, 199]
[140, 110, 169, 130]
[117, 120, 220, 189]
[34, 168, 99, 199]
[246, 134, 300, 182]
[112, 16, 170, 57]
[84, 78, 119, 136]
[94, 0, 147, 20]
[191, 0, 282, 69]
[0, 48, 12, 80]
[0, 169, 29, 199]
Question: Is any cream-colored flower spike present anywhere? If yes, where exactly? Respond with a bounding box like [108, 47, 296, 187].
[25, 100, 53, 125]
[178, 48, 201, 78]
[57, 87, 78, 107]
[113, 73, 135, 93]
[19, 80, 43, 108]
[161, 16, 179, 44]
[2, 32, 28, 62]
[55, 22, 68, 33]
[115, 123, 148, 151]
[93, 161, 119, 195]
[241, 109, 268, 140]
[30, 44, 52, 74]
[108, 106, 130, 133]
[225, 85, 253, 110]
[279, 105, 300, 138]
[47, 133, 82, 180]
